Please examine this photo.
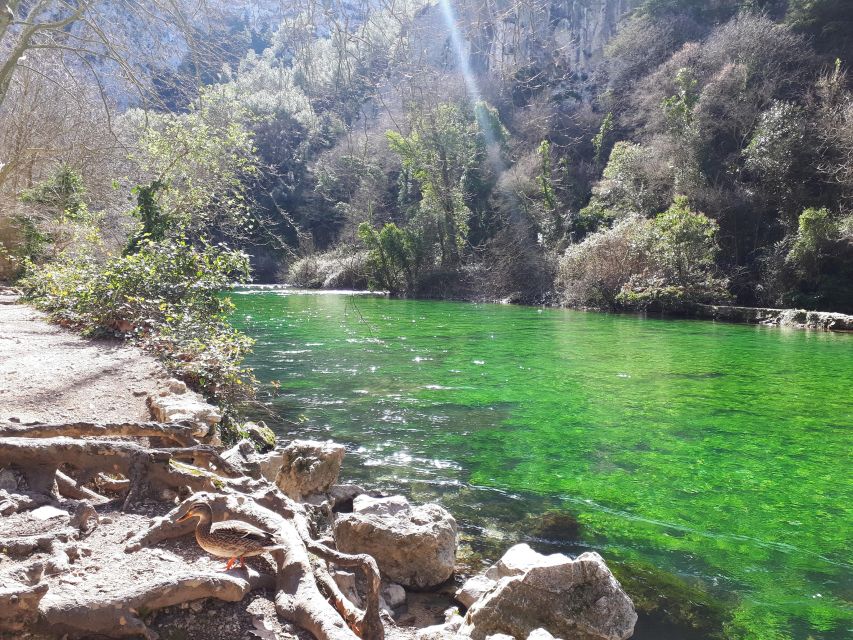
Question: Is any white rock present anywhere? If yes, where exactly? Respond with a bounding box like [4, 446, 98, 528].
[353, 494, 410, 516]
[166, 378, 187, 394]
[383, 582, 406, 608]
[484, 543, 553, 580]
[256, 448, 287, 482]
[461, 548, 637, 640]
[275, 440, 345, 500]
[486, 635, 516, 640]
[456, 574, 497, 608]
[221, 439, 261, 478]
[334, 502, 457, 589]
[147, 391, 221, 436]
[31, 505, 68, 520]
[527, 629, 559, 640]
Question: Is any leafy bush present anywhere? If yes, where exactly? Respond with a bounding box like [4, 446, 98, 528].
[358, 222, 423, 296]
[286, 248, 369, 289]
[558, 215, 652, 309]
[581, 142, 672, 223]
[558, 198, 730, 310]
[782, 207, 853, 311]
[19, 238, 255, 407]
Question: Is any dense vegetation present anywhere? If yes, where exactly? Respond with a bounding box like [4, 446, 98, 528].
[2, 0, 853, 399]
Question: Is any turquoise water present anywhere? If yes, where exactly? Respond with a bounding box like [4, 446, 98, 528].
[229, 289, 853, 640]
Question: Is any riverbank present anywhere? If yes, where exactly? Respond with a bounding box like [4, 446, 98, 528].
[269, 281, 853, 332]
[0, 297, 638, 640]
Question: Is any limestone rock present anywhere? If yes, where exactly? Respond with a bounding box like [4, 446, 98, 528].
[461, 546, 637, 640]
[147, 390, 221, 437]
[256, 448, 287, 482]
[334, 498, 457, 589]
[274, 440, 345, 500]
[353, 494, 410, 516]
[70, 500, 99, 534]
[221, 439, 262, 478]
[243, 421, 277, 452]
[484, 543, 550, 580]
[166, 378, 187, 394]
[528, 630, 560, 640]
[329, 483, 364, 511]
[383, 582, 406, 609]
[456, 574, 497, 608]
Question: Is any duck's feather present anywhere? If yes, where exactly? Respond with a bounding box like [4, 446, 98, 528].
[210, 520, 277, 547]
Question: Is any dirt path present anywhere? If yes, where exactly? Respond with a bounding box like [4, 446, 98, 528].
[0, 297, 167, 423]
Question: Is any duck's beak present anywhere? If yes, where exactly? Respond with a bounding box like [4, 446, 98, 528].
[177, 511, 194, 523]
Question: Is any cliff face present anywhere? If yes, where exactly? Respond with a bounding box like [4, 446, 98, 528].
[411, 0, 642, 77]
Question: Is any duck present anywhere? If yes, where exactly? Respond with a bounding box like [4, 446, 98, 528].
[177, 502, 280, 570]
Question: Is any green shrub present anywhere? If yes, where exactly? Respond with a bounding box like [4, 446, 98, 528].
[358, 222, 423, 296]
[558, 198, 730, 310]
[286, 249, 369, 289]
[19, 238, 255, 407]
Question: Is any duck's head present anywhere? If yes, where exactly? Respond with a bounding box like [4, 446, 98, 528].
[177, 502, 213, 523]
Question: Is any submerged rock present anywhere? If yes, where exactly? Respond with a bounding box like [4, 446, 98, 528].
[461, 544, 636, 640]
[334, 496, 457, 589]
[274, 440, 345, 500]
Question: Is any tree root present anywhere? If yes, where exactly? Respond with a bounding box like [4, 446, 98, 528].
[127, 491, 384, 640]
[0, 437, 240, 507]
[2, 430, 387, 640]
[56, 469, 108, 503]
[36, 568, 274, 640]
[0, 420, 199, 446]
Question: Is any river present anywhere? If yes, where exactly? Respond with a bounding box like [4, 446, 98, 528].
[229, 288, 852, 640]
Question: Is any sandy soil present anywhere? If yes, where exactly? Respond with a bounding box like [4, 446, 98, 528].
[0, 298, 167, 423]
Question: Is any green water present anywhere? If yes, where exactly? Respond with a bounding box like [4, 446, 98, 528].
[229, 289, 853, 640]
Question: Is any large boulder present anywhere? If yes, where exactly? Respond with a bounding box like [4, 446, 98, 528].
[334, 496, 457, 589]
[460, 544, 636, 640]
[274, 440, 345, 500]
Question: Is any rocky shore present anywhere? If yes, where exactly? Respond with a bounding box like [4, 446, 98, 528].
[0, 298, 638, 640]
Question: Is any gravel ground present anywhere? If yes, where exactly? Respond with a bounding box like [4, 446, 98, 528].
[0, 297, 167, 423]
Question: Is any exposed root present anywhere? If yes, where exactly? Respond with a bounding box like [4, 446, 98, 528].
[36, 568, 274, 640]
[0, 420, 199, 446]
[127, 491, 383, 640]
[2, 431, 388, 640]
[0, 437, 236, 507]
[56, 469, 109, 503]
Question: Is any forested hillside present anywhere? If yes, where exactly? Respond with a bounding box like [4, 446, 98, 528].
[2, 0, 852, 317]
